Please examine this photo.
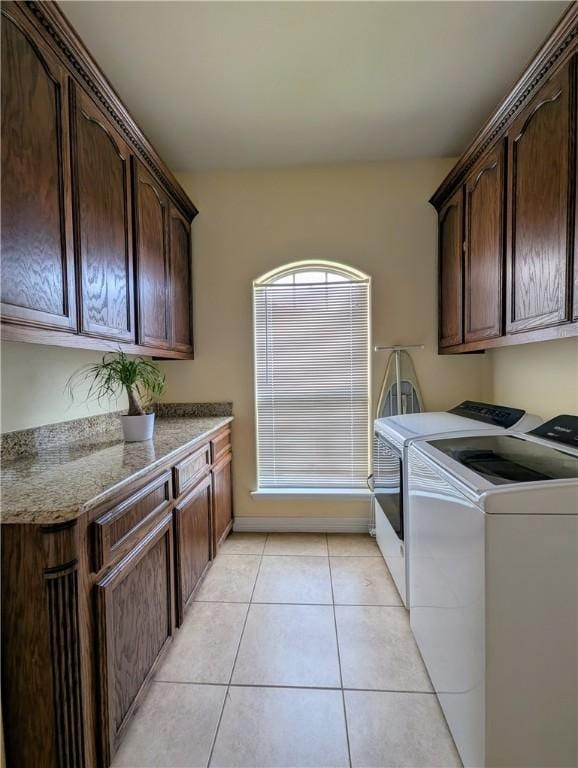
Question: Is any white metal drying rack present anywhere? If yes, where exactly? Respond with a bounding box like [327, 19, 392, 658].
[374, 344, 424, 417]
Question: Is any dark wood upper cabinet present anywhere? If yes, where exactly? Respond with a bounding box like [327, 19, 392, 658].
[0, 1, 197, 358]
[506, 62, 572, 334]
[95, 512, 174, 765]
[169, 205, 194, 354]
[133, 161, 172, 349]
[438, 188, 464, 348]
[574, 57, 578, 323]
[431, 5, 578, 353]
[173, 474, 212, 625]
[0, 4, 76, 331]
[71, 85, 135, 342]
[464, 143, 505, 343]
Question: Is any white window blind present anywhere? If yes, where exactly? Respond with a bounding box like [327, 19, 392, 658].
[254, 270, 370, 489]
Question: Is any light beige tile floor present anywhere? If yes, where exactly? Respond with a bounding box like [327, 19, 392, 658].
[155, 602, 249, 684]
[335, 605, 433, 692]
[264, 532, 329, 556]
[328, 533, 381, 557]
[211, 686, 350, 768]
[232, 603, 341, 687]
[345, 690, 461, 767]
[112, 681, 227, 767]
[330, 555, 403, 606]
[193, 554, 261, 602]
[115, 533, 461, 768]
[219, 532, 267, 555]
[252, 554, 333, 604]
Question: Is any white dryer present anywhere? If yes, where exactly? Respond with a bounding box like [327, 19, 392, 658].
[372, 401, 541, 606]
[408, 415, 578, 768]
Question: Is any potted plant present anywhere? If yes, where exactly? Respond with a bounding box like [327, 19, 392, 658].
[67, 350, 166, 442]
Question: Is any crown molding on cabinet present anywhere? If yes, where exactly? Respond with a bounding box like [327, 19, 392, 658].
[23, 0, 198, 221]
[430, 1, 578, 210]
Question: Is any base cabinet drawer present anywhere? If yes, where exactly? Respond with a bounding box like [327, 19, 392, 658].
[95, 512, 175, 765]
[174, 442, 211, 498]
[212, 452, 233, 552]
[174, 474, 212, 624]
[92, 471, 172, 571]
[210, 428, 231, 464]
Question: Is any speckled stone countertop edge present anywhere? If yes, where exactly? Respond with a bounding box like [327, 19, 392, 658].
[1, 415, 233, 525]
[77, 416, 234, 519]
[0, 402, 233, 462]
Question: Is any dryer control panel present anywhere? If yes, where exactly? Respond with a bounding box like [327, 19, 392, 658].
[448, 400, 525, 429]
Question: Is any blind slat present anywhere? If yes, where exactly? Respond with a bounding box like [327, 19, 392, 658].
[254, 279, 370, 489]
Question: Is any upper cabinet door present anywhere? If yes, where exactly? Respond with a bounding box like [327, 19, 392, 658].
[133, 161, 172, 349]
[464, 143, 505, 343]
[71, 85, 135, 342]
[438, 187, 464, 348]
[574, 59, 578, 323]
[0, 6, 76, 331]
[169, 205, 194, 354]
[506, 62, 572, 333]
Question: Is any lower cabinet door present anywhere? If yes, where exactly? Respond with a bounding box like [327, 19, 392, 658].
[212, 452, 233, 552]
[174, 473, 212, 625]
[95, 512, 174, 765]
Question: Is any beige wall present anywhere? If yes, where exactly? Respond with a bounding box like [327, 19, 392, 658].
[163, 160, 488, 520]
[0, 342, 127, 433]
[483, 337, 578, 420]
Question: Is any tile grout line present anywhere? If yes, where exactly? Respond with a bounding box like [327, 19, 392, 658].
[205, 534, 268, 768]
[221, 552, 382, 558]
[194, 599, 403, 608]
[327, 536, 353, 768]
[154, 678, 437, 696]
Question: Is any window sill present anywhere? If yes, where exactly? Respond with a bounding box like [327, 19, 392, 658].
[251, 488, 371, 501]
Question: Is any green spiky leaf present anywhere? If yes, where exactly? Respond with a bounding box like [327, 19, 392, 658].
[66, 349, 166, 416]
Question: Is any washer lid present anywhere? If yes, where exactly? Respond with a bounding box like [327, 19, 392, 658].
[375, 411, 499, 445]
[427, 434, 578, 487]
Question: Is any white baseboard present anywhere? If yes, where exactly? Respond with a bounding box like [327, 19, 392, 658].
[233, 516, 371, 533]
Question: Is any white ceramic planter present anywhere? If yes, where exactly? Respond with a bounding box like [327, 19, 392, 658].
[120, 413, 155, 442]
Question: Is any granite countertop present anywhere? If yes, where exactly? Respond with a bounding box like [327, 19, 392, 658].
[1, 415, 233, 525]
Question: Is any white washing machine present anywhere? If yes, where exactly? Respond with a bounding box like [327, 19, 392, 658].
[372, 401, 541, 606]
[407, 415, 578, 768]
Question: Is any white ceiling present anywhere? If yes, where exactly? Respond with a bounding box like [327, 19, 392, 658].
[62, 1, 568, 171]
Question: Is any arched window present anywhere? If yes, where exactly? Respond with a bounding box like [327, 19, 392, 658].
[253, 261, 370, 490]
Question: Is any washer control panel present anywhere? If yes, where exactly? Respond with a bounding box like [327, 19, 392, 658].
[529, 415, 578, 448]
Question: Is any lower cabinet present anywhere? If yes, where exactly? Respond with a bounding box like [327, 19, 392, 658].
[212, 452, 233, 552]
[0, 425, 233, 768]
[173, 472, 212, 624]
[95, 512, 175, 765]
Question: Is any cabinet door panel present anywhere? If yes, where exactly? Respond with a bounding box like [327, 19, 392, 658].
[0, 6, 76, 330]
[72, 86, 135, 341]
[133, 161, 171, 349]
[213, 453, 233, 552]
[574, 59, 578, 322]
[170, 205, 193, 354]
[464, 143, 505, 342]
[174, 475, 212, 624]
[438, 188, 464, 348]
[507, 63, 571, 332]
[95, 513, 174, 764]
